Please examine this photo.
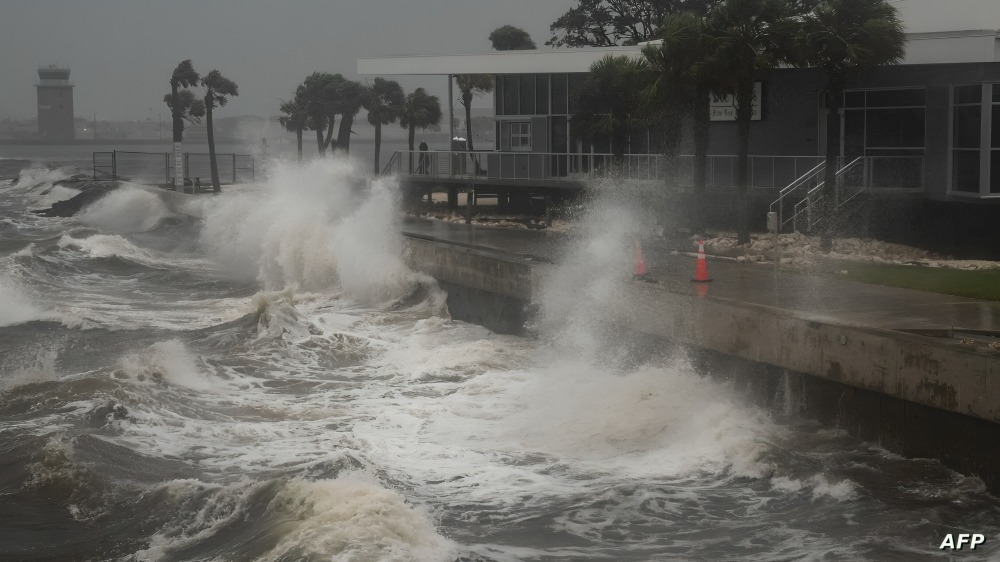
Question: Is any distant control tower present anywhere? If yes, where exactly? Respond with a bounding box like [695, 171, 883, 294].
[36, 66, 75, 141]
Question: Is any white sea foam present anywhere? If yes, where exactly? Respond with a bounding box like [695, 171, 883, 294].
[9, 166, 74, 192]
[57, 233, 156, 262]
[77, 185, 172, 233]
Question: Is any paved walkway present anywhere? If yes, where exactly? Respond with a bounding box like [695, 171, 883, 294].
[401, 217, 1000, 334]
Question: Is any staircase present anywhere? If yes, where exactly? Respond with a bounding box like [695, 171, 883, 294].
[770, 157, 867, 234]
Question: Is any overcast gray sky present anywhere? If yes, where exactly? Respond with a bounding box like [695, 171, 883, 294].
[1, 0, 998, 121]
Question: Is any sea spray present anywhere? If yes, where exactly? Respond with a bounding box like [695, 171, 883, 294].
[200, 158, 428, 304]
[76, 185, 172, 233]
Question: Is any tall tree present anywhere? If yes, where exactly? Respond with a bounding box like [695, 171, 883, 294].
[548, 0, 720, 47]
[704, 0, 799, 244]
[202, 70, 239, 192]
[331, 77, 365, 154]
[800, 0, 905, 247]
[299, 72, 339, 156]
[363, 77, 405, 175]
[644, 12, 720, 192]
[399, 87, 443, 172]
[166, 60, 202, 190]
[279, 93, 310, 162]
[571, 54, 652, 160]
[454, 74, 494, 152]
[489, 25, 537, 50]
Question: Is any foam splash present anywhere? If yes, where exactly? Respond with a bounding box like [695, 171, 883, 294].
[263, 475, 457, 561]
[77, 185, 172, 233]
[0, 273, 48, 327]
[200, 158, 426, 304]
[117, 340, 214, 392]
[57, 233, 156, 262]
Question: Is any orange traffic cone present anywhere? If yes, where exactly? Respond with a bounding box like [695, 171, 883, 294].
[692, 240, 713, 283]
[633, 241, 649, 280]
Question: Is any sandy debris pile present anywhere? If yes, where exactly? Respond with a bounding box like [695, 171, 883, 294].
[414, 211, 576, 232]
[703, 232, 1000, 271]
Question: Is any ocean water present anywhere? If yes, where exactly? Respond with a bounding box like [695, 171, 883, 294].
[2, 154, 1000, 561]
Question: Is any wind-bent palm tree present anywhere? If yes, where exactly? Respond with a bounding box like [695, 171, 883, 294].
[571, 54, 652, 161]
[166, 60, 202, 190]
[454, 74, 494, 152]
[331, 77, 365, 154]
[299, 72, 338, 156]
[202, 70, 239, 192]
[704, 0, 799, 244]
[399, 88, 442, 173]
[800, 0, 905, 247]
[362, 78, 405, 175]
[279, 94, 309, 162]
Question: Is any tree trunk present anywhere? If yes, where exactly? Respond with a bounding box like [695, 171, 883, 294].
[408, 124, 416, 173]
[171, 82, 183, 190]
[337, 113, 354, 153]
[820, 84, 843, 251]
[735, 82, 754, 245]
[693, 84, 711, 192]
[316, 128, 325, 156]
[323, 118, 336, 155]
[207, 102, 221, 192]
[373, 122, 382, 176]
[296, 128, 303, 161]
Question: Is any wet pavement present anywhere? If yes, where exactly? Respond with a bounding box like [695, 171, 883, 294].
[401, 217, 1000, 333]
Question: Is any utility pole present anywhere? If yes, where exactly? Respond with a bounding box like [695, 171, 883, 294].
[93, 113, 97, 140]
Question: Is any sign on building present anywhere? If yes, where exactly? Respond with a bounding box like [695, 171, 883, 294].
[710, 82, 762, 121]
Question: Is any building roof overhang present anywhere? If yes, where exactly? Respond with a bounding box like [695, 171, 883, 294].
[357, 30, 1000, 76]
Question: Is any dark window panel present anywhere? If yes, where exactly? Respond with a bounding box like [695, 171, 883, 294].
[503, 75, 519, 116]
[495, 76, 504, 115]
[955, 84, 983, 105]
[953, 150, 981, 192]
[992, 151, 1000, 193]
[519, 74, 536, 115]
[568, 73, 586, 114]
[536, 74, 549, 115]
[994, 83, 1000, 103]
[844, 91, 865, 108]
[866, 89, 925, 108]
[993, 106, 1000, 148]
[843, 110, 865, 155]
[551, 74, 568, 114]
[954, 105, 982, 148]
[551, 116, 568, 153]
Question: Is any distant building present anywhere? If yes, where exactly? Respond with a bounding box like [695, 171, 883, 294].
[36, 66, 74, 141]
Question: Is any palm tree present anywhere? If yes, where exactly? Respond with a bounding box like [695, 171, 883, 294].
[279, 94, 309, 161]
[362, 78, 405, 175]
[800, 0, 905, 248]
[454, 74, 494, 152]
[166, 60, 202, 190]
[645, 11, 719, 190]
[571, 54, 652, 161]
[202, 70, 239, 192]
[331, 77, 365, 154]
[704, 0, 799, 244]
[399, 88, 443, 173]
[299, 72, 338, 156]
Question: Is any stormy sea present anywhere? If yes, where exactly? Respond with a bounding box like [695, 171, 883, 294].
[3, 154, 1000, 561]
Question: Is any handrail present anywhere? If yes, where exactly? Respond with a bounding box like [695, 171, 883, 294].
[789, 156, 865, 232]
[769, 161, 826, 213]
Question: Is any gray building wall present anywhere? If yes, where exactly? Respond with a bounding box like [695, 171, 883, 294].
[37, 85, 75, 141]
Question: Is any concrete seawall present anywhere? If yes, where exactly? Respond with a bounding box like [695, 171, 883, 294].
[401, 234, 1000, 490]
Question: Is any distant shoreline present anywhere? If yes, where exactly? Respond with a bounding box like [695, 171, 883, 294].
[0, 137, 245, 146]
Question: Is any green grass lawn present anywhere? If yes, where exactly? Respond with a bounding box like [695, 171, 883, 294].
[828, 261, 1000, 301]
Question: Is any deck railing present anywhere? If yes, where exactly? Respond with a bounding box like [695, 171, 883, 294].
[92, 150, 255, 185]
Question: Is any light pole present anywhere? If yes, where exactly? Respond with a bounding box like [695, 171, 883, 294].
[93, 113, 97, 140]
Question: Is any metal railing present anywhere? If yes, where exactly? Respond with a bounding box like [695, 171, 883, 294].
[383, 150, 837, 190]
[775, 155, 924, 233]
[92, 150, 255, 185]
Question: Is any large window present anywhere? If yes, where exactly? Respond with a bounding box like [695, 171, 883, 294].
[993, 84, 1000, 193]
[510, 122, 531, 150]
[843, 88, 926, 152]
[952, 85, 983, 193]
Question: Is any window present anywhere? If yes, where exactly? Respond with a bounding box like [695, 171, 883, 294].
[551, 74, 568, 114]
[519, 74, 536, 115]
[536, 74, 549, 115]
[510, 122, 531, 150]
[502, 74, 519, 115]
[842, 88, 926, 152]
[952, 84, 983, 193]
[992, 84, 1000, 193]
